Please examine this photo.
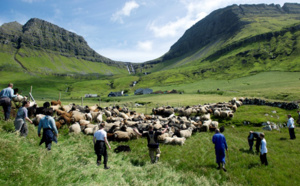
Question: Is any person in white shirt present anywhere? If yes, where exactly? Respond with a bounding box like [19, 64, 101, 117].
[93, 122, 111, 169]
[260, 133, 268, 166]
[287, 114, 296, 140]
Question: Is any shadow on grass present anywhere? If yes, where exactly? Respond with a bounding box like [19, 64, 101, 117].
[130, 159, 146, 167]
[280, 137, 287, 140]
[248, 162, 261, 169]
[239, 148, 255, 154]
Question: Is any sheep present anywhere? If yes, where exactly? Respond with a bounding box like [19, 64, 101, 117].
[114, 131, 132, 141]
[50, 105, 61, 112]
[201, 113, 211, 121]
[179, 127, 193, 138]
[89, 104, 99, 112]
[51, 100, 61, 106]
[164, 136, 174, 144]
[84, 128, 94, 135]
[69, 123, 81, 134]
[90, 111, 101, 121]
[220, 111, 229, 118]
[119, 112, 129, 120]
[12, 95, 27, 107]
[173, 136, 186, 145]
[58, 115, 74, 125]
[104, 110, 112, 117]
[32, 114, 45, 126]
[79, 119, 90, 126]
[201, 120, 212, 132]
[72, 111, 87, 122]
[96, 112, 104, 123]
[85, 113, 92, 121]
[61, 104, 73, 112]
[213, 110, 221, 117]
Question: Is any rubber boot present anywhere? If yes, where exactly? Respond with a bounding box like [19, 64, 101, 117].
[104, 164, 110, 169]
[222, 163, 227, 172]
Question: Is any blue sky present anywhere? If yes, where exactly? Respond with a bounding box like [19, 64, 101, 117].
[0, 0, 293, 62]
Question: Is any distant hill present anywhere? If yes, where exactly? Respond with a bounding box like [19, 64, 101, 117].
[133, 3, 300, 86]
[0, 18, 128, 75]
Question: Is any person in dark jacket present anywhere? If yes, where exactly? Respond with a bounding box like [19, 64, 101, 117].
[93, 122, 111, 169]
[134, 124, 168, 163]
[212, 128, 228, 171]
[38, 110, 58, 151]
[248, 131, 262, 153]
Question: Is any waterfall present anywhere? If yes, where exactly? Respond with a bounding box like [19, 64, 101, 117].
[130, 64, 135, 74]
[126, 64, 131, 74]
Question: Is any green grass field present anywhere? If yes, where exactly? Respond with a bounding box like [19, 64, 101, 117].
[0, 105, 299, 185]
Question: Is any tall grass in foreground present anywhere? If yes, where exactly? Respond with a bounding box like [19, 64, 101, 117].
[1, 105, 300, 185]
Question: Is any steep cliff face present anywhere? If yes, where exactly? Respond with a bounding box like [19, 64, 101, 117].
[160, 3, 300, 62]
[0, 18, 117, 65]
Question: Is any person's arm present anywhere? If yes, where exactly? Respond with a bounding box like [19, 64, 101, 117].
[10, 88, 17, 98]
[25, 117, 32, 124]
[93, 136, 96, 145]
[133, 128, 142, 136]
[104, 137, 111, 149]
[50, 117, 58, 136]
[161, 125, 169, 134]
[224, 137, 228, 151]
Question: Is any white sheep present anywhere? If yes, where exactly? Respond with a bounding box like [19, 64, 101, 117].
[173, 136, 186, 145]
[179, 127, 193, 138]
[69, 123, 81, 134]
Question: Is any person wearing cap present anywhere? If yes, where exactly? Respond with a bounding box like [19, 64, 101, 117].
[287, 114, 296, 139]
[0, 83, 18, 120]
[212, 128, 228, 171]
[134, 124, 169, 164]
[93, 122, 111, 169]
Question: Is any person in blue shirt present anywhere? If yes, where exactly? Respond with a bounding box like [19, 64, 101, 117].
[0, 83, 18, 120]
[38, 110, 58, 151]
[212, 128, 228, 171]
[14, 101, 33, 137]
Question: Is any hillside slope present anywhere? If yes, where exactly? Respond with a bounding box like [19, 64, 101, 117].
[0, 18, 128, 75]
[138, 3, 300, 73]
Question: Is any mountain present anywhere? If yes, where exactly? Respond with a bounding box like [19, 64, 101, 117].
[0, 18, 127, 75]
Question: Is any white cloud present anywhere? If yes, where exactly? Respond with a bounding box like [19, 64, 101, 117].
[111, 1, 140, 23]
[97, 47, 165, 63]
[148, 0, 240, 38]
[137, 40, 153, 51]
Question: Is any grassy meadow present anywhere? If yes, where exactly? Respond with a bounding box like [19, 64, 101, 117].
[0, 105, 299, 185]
[0, 70, 299, 185]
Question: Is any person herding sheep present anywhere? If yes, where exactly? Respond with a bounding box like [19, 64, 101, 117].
[248, 131, 262, 153]
[14, 101, 33, 137]
[259, 133, 268, 166]
[0, 83, 18, 120]
[38, 110, 58, 151]
[287, 114, 296, 140]
[212, 128, 228, 172]
[93, 122, 111, 169]
[134, 124, 169, 164]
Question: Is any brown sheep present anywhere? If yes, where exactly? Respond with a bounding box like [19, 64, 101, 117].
[51, 100, 61, 106]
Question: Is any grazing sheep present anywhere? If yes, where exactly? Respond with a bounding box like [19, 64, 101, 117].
[51, 100, 61, 106]
[179, 127, 193, 138]
[96, 112, 103, 123]
[69, 123, 81, 134]
[164, 136, 174, 144]
[32, 114, 45, 126]
[119, 112, 129, 120]
[84, 128, 94, 135]
[72, 111, 87, 122]
[79, 119, 90, 125]
[114, 131, 132, 141]
[201, 113, 211, 121]
[214, 110, 221, 117]
[173, 136, 186, 145]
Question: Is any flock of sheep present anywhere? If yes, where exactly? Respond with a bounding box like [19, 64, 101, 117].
[13, 96, 243, 145]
